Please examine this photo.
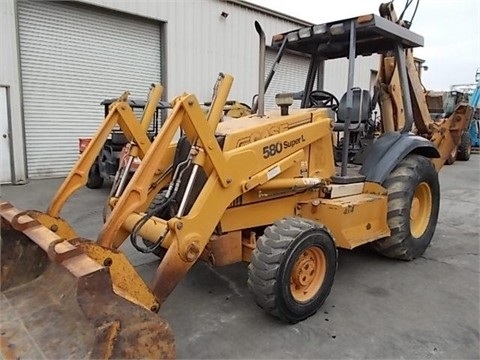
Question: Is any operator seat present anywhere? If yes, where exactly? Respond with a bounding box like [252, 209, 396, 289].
[333, 88, 373, 165]
[333, 88, 372, 131]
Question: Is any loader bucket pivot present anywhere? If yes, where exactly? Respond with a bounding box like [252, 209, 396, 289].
[0, 202, 175, 359]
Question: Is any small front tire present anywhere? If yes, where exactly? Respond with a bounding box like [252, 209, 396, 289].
[248, 218, 337, 323]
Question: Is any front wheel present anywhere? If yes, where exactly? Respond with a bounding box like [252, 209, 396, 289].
[372, 154, 440, 260]
[248, 218, 337, 323]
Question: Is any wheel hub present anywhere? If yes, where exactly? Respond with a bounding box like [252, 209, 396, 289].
[410, 182, 432, 238]
[292, 257, 316, 287]
[290, 247, 326, 303]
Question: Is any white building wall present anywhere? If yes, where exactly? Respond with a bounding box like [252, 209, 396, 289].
[75, 0, 379, 107]
[0, 0, 27, 183]
[324, 55, 380, 99]
[76, 0, 311, 104]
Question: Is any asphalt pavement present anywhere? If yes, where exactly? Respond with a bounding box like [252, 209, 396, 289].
[1, 154, 479, 359]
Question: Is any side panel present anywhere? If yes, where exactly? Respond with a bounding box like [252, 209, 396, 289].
[297, 192, 390, 249]
[221, 185, 391, 250]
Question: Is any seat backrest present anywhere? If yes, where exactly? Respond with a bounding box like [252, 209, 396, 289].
[337, 89, 372, 124]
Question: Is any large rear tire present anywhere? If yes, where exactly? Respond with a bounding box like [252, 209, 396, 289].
[372, 154, 440, 260]
[248, 218, 337, 323]
[457, 131, 471, 161]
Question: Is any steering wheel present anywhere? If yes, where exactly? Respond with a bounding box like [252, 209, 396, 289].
[309, 90, 339, 111]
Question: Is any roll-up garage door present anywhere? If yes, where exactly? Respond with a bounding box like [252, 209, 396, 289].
[17, 1, 161, 178]
[265, 49, 311, 111]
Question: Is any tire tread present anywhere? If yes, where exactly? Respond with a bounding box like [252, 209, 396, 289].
[372, 154, 439, 260]
[248, 218, 334, 322]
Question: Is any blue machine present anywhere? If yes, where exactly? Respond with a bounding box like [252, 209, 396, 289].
[449, 70, 480, 159]
[468, 76, 480, 149]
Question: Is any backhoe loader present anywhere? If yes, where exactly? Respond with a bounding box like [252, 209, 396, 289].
[0, 2, 473, 358]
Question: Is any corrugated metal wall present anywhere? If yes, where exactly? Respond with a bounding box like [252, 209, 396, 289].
[77, 0, 311, 105]
[74, 0, 379, 107]
[264, 49, 311, 110]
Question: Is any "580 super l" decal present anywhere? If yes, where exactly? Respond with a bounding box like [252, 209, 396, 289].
[262, 135, 305, 159]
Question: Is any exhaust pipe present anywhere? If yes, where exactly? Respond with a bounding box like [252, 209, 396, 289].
[255, 21, 266, 117]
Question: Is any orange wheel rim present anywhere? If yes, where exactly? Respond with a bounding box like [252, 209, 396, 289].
[410, 182, 432, 238]
[290, 247, 326, 303]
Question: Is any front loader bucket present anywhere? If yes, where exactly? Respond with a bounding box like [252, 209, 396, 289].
[0, 203, 175, 359]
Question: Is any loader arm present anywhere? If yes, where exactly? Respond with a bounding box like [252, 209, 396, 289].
[47, 84, 163, 217]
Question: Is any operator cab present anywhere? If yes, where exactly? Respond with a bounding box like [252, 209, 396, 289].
[261, 13, 423, 183]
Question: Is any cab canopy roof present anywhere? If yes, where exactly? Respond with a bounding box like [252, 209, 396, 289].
[271, 14, 424, 59]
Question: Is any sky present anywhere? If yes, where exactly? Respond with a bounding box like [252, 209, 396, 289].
[248, 0, 480, 90]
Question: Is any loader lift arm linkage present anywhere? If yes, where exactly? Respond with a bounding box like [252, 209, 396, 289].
[48, 84, 164, 218]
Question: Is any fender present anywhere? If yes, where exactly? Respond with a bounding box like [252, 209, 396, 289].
[360, 132, 439, 183]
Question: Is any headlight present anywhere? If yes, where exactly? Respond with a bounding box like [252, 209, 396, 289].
[312, 24, 327, 35]
[286, 31, 299, 42]
[298, 27, 312, 39]
[330, 23, 345, 35]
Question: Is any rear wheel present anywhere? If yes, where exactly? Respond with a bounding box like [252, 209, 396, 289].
[372, 154, 440, 260]
[86, 163, 104, 189]
[248, 218, 337, 323]
[457, 131, 471, 161]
